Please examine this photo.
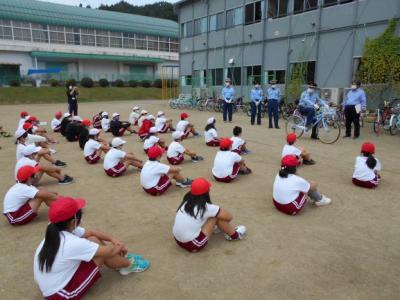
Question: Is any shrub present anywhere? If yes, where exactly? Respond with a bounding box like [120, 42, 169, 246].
[153, 79, 162, 88]
[9, 79, 21, 87]
[99, 78, 109, 87]
[141, 80, 152, 88]
[49, 79, 59, 87]
[66, 78, 77, 87]
[81, 77, 94, 88]
[114, 79, 124, 87]
[128, 80, 138, 88]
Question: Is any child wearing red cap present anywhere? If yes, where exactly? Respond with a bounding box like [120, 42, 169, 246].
[3, 165, 58, 225]
[352, 142, 381, 188]
[103, 138, 143, 177]
[231, 126, 251, 154]
[138, 115, 155, 141]
[212, 138, 252, 183]
[282, 133, 315, 165]
[204, 117, 220, 147]
[173, 177, 246, 252]
[18, 111, 29, 129]
[140, 145, 192, 196]
[84, 128, 110, 164]
[33, 196, 150, 299]
[155, 111, 174, 133]
[143, 127, 167, 153]
[273, 155, 331, 215]
[176, 112, 199, 139]
[78, 119, 92, 149]
[26, 116, 58, 144]
[51, 112, 62, 132]
[167, 131, 204, 165]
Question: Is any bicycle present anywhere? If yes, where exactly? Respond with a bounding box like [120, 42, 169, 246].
[389, 99, 400, 135]
[373, 100, 393, 135]
[285, 105, 341, 144]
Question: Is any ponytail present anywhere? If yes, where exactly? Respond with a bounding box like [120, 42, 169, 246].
[278, 166, 296, 178]
[364, 153, 377, 169]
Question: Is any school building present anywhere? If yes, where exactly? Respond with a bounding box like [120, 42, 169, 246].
[0, 0, 179, 85]
[174, 0, 399, 101]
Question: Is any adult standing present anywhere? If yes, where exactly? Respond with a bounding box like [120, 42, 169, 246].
[66, 85, 79, 116]
[221, 78, 235, 123]
[267, 80, 281, 129]
[342, 80, 367, 139]
[250, 81, 263, 125]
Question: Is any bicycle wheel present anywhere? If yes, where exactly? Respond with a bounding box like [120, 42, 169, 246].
[285, 115, 304, 138]
[373, 111, 382, 134]
[318, 119, 341, 144]
[169, 100, 177, 109]
[389, 115, 398, 135]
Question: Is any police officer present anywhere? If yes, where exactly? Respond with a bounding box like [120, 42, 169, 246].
[250, 81, 263, 125]
[267, 79, 281, 129]
[221, 78, 235, 123]
[342, 80, 367, 139]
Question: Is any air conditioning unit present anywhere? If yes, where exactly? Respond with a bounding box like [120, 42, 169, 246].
[321, 88, 342, 104]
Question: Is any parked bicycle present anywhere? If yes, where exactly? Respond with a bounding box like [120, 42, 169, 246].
[373, 99, 396, 135]
[388, 98, 400, 135]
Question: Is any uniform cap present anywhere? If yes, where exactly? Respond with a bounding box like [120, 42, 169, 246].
[112, 113, 120, 119]
[49, 196, 86, 224]
[22, 144, 42, 156]
[64, 112, 71, 118]
[191, 177, 212, 196]
[287, 133, 297, 144]
[141, 110, 148, 115]
[132, 106, 140, 111]
[55, 111, 62, 118]
[15, 128, 27, 139]
[111, 137, 126, 148]
[206, 117, 215, 125]
[27, 116, 38, 123]
[16, 165, 40, 182]
[89, 128, 100, 135]
[23, 122, 33, 131]
[219, 138, 233, 150]
[72, 116, 82, 122]
[147, 115, 155, 120]
[157, 111, 165, 117]
[281, 155, 299, 167]
[180, 112, 189, 119]
[20, 111, 29, 118]
[82, 119, 92, 126]
[101, 112, 109, 117]
[361, 142, 375, 154]
[147, 145, 164, 159]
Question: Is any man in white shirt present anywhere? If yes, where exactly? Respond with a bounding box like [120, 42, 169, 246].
[176, 112, 199, 139]
[84, 128, 110, 164]
[167, 131, 204, 165]
[212, 138, 252, 183]
[282, 133, 315, 165]
[3, 165, 57, 225]
[155, 111, 174, 133]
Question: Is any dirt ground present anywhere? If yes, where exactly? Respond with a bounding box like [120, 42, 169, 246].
[0, 100, 399, 300]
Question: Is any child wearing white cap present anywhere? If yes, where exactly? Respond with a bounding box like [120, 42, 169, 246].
[101, 112, 110, 132]
[143, 127, 167, 153]
[15, 144, 73, 185]
[204, 117, 220, 147]
[137, 110, 148, 128]
[110, 113, 136, 136]
[84, 128, 110, 164]
[60, 113, 72, 137]
[103, 138, 143, 177]
[129, 106, 140, 126]
[167, 131, 204, 165]
[155, 111, 174, 133]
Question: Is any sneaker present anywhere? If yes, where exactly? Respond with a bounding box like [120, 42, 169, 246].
[193, 132, 201, 137]
[191, 155, 204, 162]
[50, 148, 57, 155]
[176, 178, 192, 187]
[242, 149, 252, 155]
[224, 225, 247, 241]
[119, 257, 150, 275]
[54, 160, 66, 167]
[314, 195, 332, 206]
[303, 159, 316, 165]
[126, 253, 142, 261]
[58, 175, 74, 185]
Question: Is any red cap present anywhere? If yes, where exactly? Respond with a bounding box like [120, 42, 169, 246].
[17, 165, 40, 182]
[23, 122, 33, 131]
[191, 177, 212, 196]
[281, 155, 299, 167]
[287, 133, 297, 144]
[180, 112, 189, 119]
[219, 138, 233, 150]
[20, 111, 29, 118]
[147, 145, 165, 159]
[82, 119, 92, 127]
[55, 111, 62, 118]
[49, 196, 86, 224]
[27, 116, 38, 123]
[361, 141, 375, 154]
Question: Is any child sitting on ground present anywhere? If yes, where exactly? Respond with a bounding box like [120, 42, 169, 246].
[352, 141, 381, 188]
[231, 126, 251, 154]
[138, 115, 155, 141]
[176, 112, 199, 139]
[143, 127, 167, 153]
[155, 111, 175, 133]
[282, 133, 315, 165]
[167, 131, 204, 165]
[51, 112, 62, 132]
[84, 128, 110, 164]
[129, 106, 140, 126]
[204, 117, 220, 147]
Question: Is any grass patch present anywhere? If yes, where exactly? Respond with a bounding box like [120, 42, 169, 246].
[0, 87, 162, 104]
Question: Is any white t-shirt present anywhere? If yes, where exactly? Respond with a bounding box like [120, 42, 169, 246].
[3, 183, 38, 213]
[140, 160, 170, 189]
[352, 156, 381, 181]
[167, 141, 185, 158]
[144, 136, 160, 150]
[212, 151, 242, 178]
[103, 148, 126, 170]
[15, 157, 38, 179]
[51, 118, 61, 130]
[84, 139, 101, 157]
[176, 120, 189, 132]
[204, 128, 218, 143]
[129, 112, 140, 125]
[16, 143, 27, 160]
[33, 227, 99, 297]
[173, 203, 220, 242]
[273, 174, 311, 205]
[231, 136, 245, 151]
[101, 118, 110, 131]
[281, 144, 302, 158]
[155, 117, 166, 131]
[26, 133, 46, 146]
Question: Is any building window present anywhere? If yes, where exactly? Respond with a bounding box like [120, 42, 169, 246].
[95, 30, 109, 47]
[182, 75, 192, 86]
[226, 7, 243, 28]
[323, 0, 354, 7]
[170, 38, 179, 52]
[246, 65, 262, 85]
[159, 37, 170, 52]
[110, 31, 122, 48]
[49, 25, 66, 44]
[194, 17, 207, 35]
[216, 12, 225, 31]
[32, 24, 48, 43]
[268, 0, 288, 18]
[81, 28, 95, 46]
[267, 70, 286, 84]
[0, 20, 12, 40]
[209, 14, 216, 31]
[294, 0, 318, 14]
[123, 32, 135, 49]
[291, 61, 316, 83]
[147, 35, 159, 51]
[182, 21, 193, 37]
[136, 34, 147, 50]
[65, 27, 80, 45]
[208, 68, 224, 86]
[13, 21, 31, 41]
[227, 67, 242, 85]
[245, 1, 263, 25]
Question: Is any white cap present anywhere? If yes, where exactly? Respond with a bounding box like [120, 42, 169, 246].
[72, 116, 82, 122]
[147, 115, 155, 120]
[111, 137, 126, 148]
[112, 113, 120, 118]
[172, 131, 184, 140]
[22, 144, 42, 156]
[207, 117, 215, 125]
[149, 127, 158, 134]
[101, 112, 109, 117]
[63, 112, 71, 118]
[157, 111, 165, 117]
[140, 110, 148, 115]
[132, 106, 140, 111]
[15, 128, 26, 139]
[89, 128, 100, 135]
